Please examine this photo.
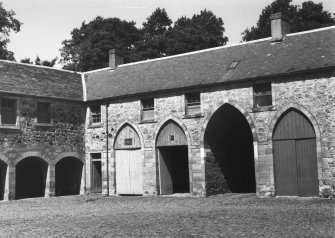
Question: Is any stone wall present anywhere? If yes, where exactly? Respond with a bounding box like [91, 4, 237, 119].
[85, 69, 335, 198]
[0, 95, 85, 200]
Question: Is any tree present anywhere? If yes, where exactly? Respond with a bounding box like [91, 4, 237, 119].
[166, 9, 228, 55]
[242, 0, 335, 41]
[130, 8, 228, 61]
[0, 2, 21, 61]
[20, 56, 57, 67]
[60, 16, 142, 71]
[20, 57, 32, 64]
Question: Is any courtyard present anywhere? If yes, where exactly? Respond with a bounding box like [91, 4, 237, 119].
[0, 194, 334, 237]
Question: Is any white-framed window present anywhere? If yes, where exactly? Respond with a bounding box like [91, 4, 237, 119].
[90, 104, 101, 123]
[253, 83, 272, 108]
[141, 98, 154, 121]
[185, 92, 201, 115]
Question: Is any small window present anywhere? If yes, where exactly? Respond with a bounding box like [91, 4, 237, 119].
[1, 98, 16, 125]
[185, 93, 201, 115]
[90, 105, 101, 123]
[91, 153, 101, 161]
[141, 98, 154, 121]
[37, 102, 51, 123]
[253, 84, 272, 108]
[124, 138, 133, 145]
[169, 135, 175, 141]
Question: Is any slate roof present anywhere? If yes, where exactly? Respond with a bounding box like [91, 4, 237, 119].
[0, 61, 83, 101]
[85, 26, 335, 101]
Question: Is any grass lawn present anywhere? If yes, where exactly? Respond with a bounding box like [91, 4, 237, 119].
[0, 193, 334, 237]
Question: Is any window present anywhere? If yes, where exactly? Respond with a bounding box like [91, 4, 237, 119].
[124, 138, 133, 145]
[141, 98, 154, 121]
[227, 60, 240, 70]
[37, 102, 51, 123]
[253, 84, 272, 108]
[90, 105, 101, 123]
[185, 93, 201, 115]
[1, 98, 16, 125]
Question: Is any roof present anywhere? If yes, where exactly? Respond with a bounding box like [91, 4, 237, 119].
[0, 60, 83, 101]
[85, 26, 335, 101]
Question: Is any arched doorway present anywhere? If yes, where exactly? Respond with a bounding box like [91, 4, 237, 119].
[16, 157, 48, 199]
[156, 120, 189, 195]
[115, 124, 143, 195]
[55, 157, 83, 196]
[273, 108, 318, 196]
[0, 160, 7, 200]
[204, 104, 256, 195]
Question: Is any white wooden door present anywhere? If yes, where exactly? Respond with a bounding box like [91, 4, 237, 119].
[115, 150, 143, 195]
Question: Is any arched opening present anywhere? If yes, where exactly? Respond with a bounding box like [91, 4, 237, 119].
[15, 157, 48, 199]
[156, 120, 189, 195]
[115, 124, 143, 195]
[55, 157, 83, 196]
[204, 104, 256, 195]
[273, 108, 318, 196]
[0, 160, 7, 200]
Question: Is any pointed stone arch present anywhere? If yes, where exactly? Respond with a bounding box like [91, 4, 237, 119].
[201, 100, 258, 144]
[154, 116, 192, 195]
[154, 115, 192, 147]
[268, 103, 322, 196]
[201, 100, 257, 195]
[113, 120, 144, 195]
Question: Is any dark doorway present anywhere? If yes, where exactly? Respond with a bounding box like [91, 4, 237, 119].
[91, 161, 102, 193]
[16, 157, 48, 199]
[158, 146, 189, 194]
[0, 160, 7, 200]
[204, 104, 256, 195]
[55, 157, 83, 196]
[273, 109, 318, 196]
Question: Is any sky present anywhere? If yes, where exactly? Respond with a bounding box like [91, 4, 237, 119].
[2, 0, 335, 67]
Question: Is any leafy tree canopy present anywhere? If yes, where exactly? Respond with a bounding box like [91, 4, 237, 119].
[60, 16, 142, 71]
[242, 0, 335, 41]
[0, 2, 21, 61]
[20, 56, 58, 67]
[60, 8, 228, 71]
[130, 8, 228, 62]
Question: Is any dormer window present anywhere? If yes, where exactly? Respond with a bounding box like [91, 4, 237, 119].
[253, 84, 272, 108]
[141, 98, 154, 121]
[185, 92, 201, 115]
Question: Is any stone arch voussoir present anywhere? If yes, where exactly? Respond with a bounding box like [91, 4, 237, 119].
[14, 151, 49, 166]
[54, 152, 83, 165]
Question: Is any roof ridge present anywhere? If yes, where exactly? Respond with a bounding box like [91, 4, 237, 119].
[286, 25, 335, 37]
[0, 59, 81, 74]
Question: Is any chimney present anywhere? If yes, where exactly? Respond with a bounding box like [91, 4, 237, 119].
[270, 12, 290, 41]
[109, 49, 124, 69]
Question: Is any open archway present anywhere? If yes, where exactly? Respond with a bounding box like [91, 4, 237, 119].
[273, 108, 318, 196]
[0, 160, 7, 200]
[16, 157, 48, 199]
[204, 103, 256, 195]
[156, 120, 190, 195]
[55, 157, 83, 196]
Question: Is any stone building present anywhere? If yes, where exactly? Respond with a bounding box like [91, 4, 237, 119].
[0, 61, 85, 200]
[83, 14, 335, 198]
[1, 13, 334, 200]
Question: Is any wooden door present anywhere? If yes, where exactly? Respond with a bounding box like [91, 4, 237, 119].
[158, 148, 173, 195]
[91, 161, 102, 193]
[115, 150, 143, 195]
[273, 109, 318, 196]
